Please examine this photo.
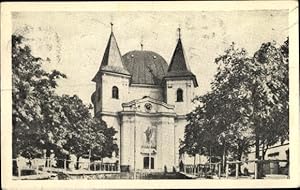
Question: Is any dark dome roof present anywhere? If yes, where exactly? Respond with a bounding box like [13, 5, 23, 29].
[122, 50, 168, 85]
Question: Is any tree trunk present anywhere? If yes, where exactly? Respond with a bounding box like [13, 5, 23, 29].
[255, 135, 260, 159]
[261, 144, 269, 177]
[255, 135, 262, 178]
[237, 151, 242, 174]
[76, 156, 80, 170]
[262, 144, 269, 160]
[209, 146, 212, 171]
[193, 154, 196, 175]
[222, 145, 227, 173]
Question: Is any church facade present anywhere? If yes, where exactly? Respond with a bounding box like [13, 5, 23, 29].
[91, 27, 198, 172]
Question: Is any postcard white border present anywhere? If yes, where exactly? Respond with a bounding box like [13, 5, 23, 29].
[1, 1, 299, 189]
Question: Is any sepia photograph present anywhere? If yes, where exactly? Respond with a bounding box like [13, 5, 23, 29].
[1, 1, 299, 189]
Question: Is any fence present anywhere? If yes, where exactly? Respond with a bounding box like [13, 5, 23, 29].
[13, 157, 289, 179]
[182, 159, 289, 179]
[183, 163, 220, 178]
[13, 157, 119, 177]
[226, 159, 289, 179]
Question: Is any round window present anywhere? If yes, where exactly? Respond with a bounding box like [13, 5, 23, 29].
[144, 103, 152, 111]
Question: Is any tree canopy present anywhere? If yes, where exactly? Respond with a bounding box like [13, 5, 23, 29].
[180, 38, 289, 163]
[12, 34, 118, 160]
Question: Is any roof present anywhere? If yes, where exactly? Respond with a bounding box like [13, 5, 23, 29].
[122, 50, 168, 85]
[93, 31, 198, 87]
[92, 32, 130, 82]
[165, 38, 198, 87]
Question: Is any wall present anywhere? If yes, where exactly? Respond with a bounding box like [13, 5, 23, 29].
[165, 79, 196, 166]
[174, 117, 187, 166]
[120, 115, 135, 168]
[94, 72, 130, 163]
[158, 116, 176, 171]
[128, 84, 164, 101]
[120, 113, 176, 172]
[94, 82, 102, 114]
[94, 73, 198, 170]
[100, 72, 130, 113]
[165, 79, 195, 116]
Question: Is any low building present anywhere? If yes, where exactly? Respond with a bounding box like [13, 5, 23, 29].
[243, 142, 289, 175]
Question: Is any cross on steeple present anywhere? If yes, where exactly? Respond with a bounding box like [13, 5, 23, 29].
[110, 22, 114, 33]
[140, 35, 144, 51]
[178, 27, 181, 39]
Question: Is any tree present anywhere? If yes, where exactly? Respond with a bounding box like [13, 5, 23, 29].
[181, 39, 289, 176]
[52, 94, 118, 168]
[252, 39, 289, 160]
[12, 34, 118, 163]
[181, 44, 255, 172]
[12, 34, 66, 158]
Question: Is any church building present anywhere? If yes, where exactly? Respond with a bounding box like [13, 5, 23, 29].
[91, 25, 198, 172]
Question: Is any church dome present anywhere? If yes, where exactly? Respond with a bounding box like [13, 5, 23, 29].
[122, 50, 168, 85]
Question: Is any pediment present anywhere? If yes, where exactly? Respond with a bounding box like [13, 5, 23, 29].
[122, 96, 175, 114]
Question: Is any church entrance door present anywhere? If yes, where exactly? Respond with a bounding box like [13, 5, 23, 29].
[143, 157, 154, 169]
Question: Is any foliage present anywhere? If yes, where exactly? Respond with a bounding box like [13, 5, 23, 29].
[181, 38, 289, 162]
[12, 34, 66, 158]
[12, 34, 118, 160]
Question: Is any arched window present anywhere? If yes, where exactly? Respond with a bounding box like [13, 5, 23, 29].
[176, 88, 183, 102]
[112, 86, 119, 99]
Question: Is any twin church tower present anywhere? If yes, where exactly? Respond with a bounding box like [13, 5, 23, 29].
[91, 24, 198, 171]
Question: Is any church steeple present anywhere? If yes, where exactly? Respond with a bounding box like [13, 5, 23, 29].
[165, 28, 198, 87]
[92, 24, 130, 82]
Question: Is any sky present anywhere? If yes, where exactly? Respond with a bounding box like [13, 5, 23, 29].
[12, 10, 288, 105]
